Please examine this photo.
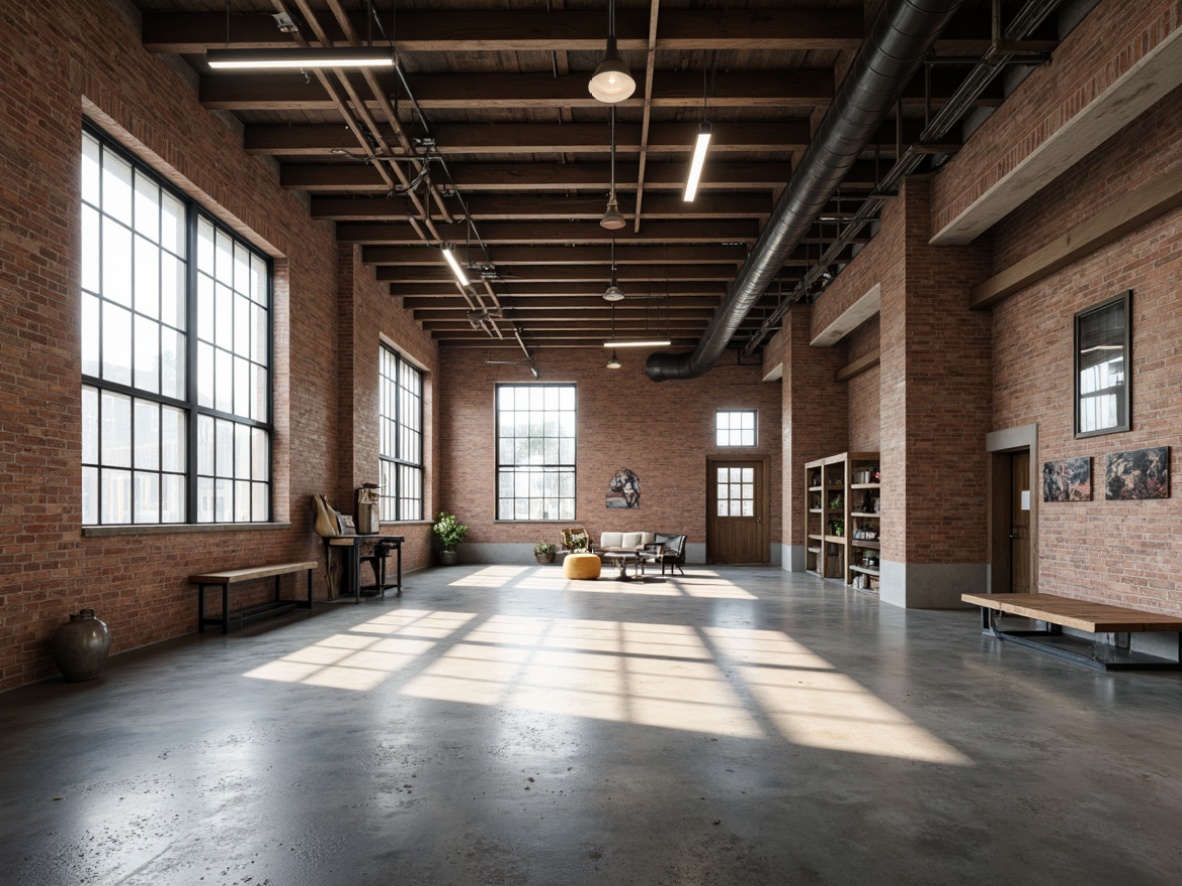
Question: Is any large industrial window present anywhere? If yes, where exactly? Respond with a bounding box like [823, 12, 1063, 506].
[379, 345, 424, 521]
[80, 125, 271, 525]
[496, 384, 576, 521]
[1075, 291, 1131, 438]
[716, 410, 757, 446]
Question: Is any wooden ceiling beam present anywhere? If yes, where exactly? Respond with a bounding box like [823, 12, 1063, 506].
[340, 219, 761, 245]
[364, 244, 748, 266]
[143, 10, 862, 54]
[314, 192, 774, 222]
[283, 161, 795, 192]
[399, 285, 728, 304]
[380, 264, 751, 284]
[246, 121, 810, 156]
[403, 295, 720, 311]
[203, 72, 832, 112]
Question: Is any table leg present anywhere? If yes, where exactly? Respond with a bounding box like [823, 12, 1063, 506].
[396, 541, 402, 597]
[222, 584, 230, 635]
[352, 541, 361, 604]
[198, 584, 206, 633]
[306, 568, 313, 607]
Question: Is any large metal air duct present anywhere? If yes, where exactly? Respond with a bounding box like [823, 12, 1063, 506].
[645, 0, 970, 381]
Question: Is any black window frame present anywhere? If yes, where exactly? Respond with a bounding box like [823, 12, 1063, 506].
[1074, 290, 1132, 439]
[80, 121, 273, 526]
[715, 409, 758, 447]
[495, 383, 578, 522]
[379, 344, 424, 522]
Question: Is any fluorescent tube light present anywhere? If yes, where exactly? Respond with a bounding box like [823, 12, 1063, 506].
[207, 47, 395, 70]
[442, 247, 470, 286]
[683, 122, 712, 202]
[603, 339, 671, 349]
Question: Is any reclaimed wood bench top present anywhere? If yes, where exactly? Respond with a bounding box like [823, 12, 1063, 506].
[962, 593, 1182, 633]
[189, 561, 318, 585]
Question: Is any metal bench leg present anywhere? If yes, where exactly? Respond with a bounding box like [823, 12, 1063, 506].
[222, 584, 230, 635]
[198, 584, 207, 633]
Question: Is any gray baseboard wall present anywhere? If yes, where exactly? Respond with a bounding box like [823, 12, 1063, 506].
[879, 560, 985, 609]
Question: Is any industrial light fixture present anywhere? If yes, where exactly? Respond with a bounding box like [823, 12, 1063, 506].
[603, 339, 671, 348]
[601, 107, 627, 230]
[588, 0, 635, 103]
[442, 245, 469, 286]
[684, 60, 714, 201]
[606, 303, 622, 369]
[208, 0, 394, 70]
[683, 123, 712, 202]
[603, 237, 625, 301]
[206, 46, 395, 69]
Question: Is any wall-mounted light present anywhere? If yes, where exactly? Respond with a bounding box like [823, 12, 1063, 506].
[207, 47, 396, 70]
[589, 0, 635, 103]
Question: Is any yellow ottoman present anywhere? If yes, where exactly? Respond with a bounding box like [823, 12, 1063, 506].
[563, 553, 601, 580]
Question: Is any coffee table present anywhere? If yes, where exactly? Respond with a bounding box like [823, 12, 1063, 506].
[600, 549, 642, 581]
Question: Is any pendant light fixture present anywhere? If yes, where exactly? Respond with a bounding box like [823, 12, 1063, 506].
[603, 236, 625, 301]
[589, 0, 635, 104]
[684, 58, 714, 202]
[606, 304, 621, 369]
[601, 106, 627, 230]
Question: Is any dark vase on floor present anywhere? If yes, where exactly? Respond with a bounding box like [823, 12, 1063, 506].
[51, 609, 111, 682]
[439, 549, 458, 566]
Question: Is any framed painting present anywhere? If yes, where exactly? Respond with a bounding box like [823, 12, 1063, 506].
[1105, 446, 1169, 500]
[1042, 457, 1092, 502]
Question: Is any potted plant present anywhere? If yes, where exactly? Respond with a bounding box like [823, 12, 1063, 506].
[432, 511, 468, 566]
[534, 541, 556, 564]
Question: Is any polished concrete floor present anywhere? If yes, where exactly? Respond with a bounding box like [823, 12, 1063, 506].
[3, 564, 1182, 885]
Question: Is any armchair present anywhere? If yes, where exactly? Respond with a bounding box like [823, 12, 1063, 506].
[560, 525, 591, 554]
[640, 533, 686, 576]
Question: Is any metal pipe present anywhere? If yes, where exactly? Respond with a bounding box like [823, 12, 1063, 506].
[645, 0, 970, 381]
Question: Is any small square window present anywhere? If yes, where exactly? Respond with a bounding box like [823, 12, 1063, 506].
[716, 410, 757, 447]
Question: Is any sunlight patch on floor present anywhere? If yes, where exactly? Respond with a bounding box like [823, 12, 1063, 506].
[449, 566, 529, 588]
[400, 615, 764, 738]
[706, 627, 972, 765]
[243, 609, 477, 691]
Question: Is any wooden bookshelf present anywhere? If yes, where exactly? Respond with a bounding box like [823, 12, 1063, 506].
[803, 452, 881, 590]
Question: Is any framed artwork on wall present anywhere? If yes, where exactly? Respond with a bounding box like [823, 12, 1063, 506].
[1074, 291, 1131, 438]
[1042, 457, 1092, 502]
[1105, 446, 1169, 500]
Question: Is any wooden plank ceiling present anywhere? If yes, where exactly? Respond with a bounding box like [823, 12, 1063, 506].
[137, 0, 1034, 357]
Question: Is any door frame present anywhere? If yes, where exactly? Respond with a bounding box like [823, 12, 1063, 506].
[706, 456, 771, 564]
[985, 423, 1038, 595]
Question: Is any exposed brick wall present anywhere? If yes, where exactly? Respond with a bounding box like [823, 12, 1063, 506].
[338, 246, 437, 569]
[931, 0, 1182, 243]
[0, 0, 426, 690]
[847, 316, 880, 452]
[778, 309, 847, 549]
[895, 181, 993, 564]
[990, 83, 1182, 272]
[991, 194, 1182, 615]
[437, 349, 781, 553]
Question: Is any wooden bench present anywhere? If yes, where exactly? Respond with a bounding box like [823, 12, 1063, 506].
[190, 561, 318, 635]
[962, 592, 1182, 671]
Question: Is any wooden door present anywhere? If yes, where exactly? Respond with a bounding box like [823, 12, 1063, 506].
[707, 458, 769, 564]
[1009, 450, 1031, 593]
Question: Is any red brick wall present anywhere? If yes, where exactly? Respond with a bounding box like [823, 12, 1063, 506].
[895, 181, 993, 564]
[0, 0, 428, 689]
[988, 120, 1182, 614]
[338, 246, 437, 568]
[932, 0, 1182, 244]
[437, 348, 781, 552]
[847, 317, 880, 452]
[778, 309, 848, 549]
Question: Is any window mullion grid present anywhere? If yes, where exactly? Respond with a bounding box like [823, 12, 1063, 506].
[185, 200, 199, 524]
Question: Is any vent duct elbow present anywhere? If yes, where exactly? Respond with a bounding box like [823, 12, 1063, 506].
[645, 0, 969, 381]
